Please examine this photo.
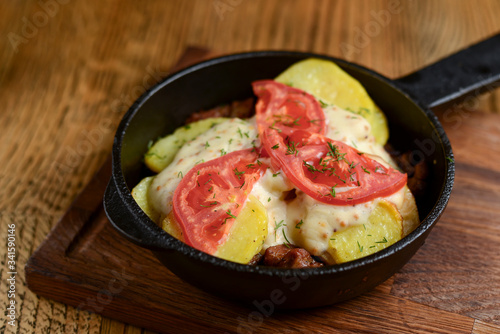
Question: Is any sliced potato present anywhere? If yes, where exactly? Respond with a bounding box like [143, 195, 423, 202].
[161, 212, 184, 241]
[325, 200, 403, 264]
[215, 195, 268, 264]
[160, 196, 268, 264]
[145, 117, 228, 173]
[275, 58, 389, 145]
[131, 176, 160, 223]
[400, 186, 420, 236]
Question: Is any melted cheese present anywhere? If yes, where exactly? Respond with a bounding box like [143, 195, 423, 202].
[323, 105, 393, 165]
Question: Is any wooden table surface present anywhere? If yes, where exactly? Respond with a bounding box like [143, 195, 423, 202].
[1, 1, 500, 333]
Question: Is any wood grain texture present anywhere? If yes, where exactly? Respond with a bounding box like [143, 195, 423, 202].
[23, 108, 500, 334]
[391, 111, 500, 324]
[2, 0, 500, 333]
[24, 158, 476, 334]
[473, 320, 500, 334]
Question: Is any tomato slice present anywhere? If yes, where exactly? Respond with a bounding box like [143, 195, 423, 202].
[254, 80, 406, 205]
[262, 129, 407, 205]
[252, 80, 326, 137]
[172, 149, 267, 255]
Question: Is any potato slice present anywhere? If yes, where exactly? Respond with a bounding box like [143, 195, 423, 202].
[400, 186, 420, 236]
[131, 176, 160, 223]
[161, 212, 184, 241]
[275, 58, 389, 145]
[145, 117, 228, 173]
[160, 196, 268, 264]
[215, 195, 268, 264]
[325, 200, 403, 264]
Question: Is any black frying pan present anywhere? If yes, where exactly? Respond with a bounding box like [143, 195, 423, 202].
[104, 33, 500, 308]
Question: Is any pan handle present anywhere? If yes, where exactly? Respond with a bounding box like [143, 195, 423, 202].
[394, 33, 500, 110]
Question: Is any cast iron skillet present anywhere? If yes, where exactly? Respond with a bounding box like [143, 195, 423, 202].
[104, 34, 500, 308]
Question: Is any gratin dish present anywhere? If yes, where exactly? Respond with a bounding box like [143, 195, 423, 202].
[104, 35, 500, 308]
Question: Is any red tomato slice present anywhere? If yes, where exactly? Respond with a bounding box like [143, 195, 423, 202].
[262, 129, 407, 205]
[252, 80, 326, 137]
[172, 149, 267, 255]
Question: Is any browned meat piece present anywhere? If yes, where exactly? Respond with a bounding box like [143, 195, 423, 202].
[384, 144, 429, 198]
[229, 98, 255, 119]
[395, 151, 415, 176]
[406, 160, 429, 197]
[185, 104, 231, 123]
[395, 151, 429, 197]
[283, 189, 297, 202]
[277, 248, 324, 268]
[262, 245, 290, 267]
[185, 97, 255, 124]
[262, 245, 324, 268]
[247, 252, 263, 265]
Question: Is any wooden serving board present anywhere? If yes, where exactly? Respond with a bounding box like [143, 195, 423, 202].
[25, 50, 500, 334]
